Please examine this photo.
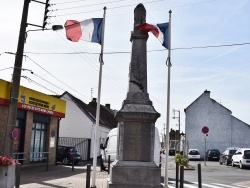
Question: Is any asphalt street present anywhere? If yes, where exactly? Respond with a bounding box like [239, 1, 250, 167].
[19, 158, 250, 188]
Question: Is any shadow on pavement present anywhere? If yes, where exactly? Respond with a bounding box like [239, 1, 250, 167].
[20, 160, 93, 185]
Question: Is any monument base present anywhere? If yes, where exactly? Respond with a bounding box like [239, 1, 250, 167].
[108, 161, 163, 188]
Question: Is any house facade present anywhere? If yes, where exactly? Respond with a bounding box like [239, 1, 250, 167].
[185, 90, 250, 158]
[169, 129, 185, 152]
[0, 79, 66, 165]
[59, 92, 117, 160]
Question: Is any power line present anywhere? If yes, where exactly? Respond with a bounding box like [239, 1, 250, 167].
[56, 0, 164, 16]
[0, 67, 13, 72]
[108, 0, 164, 10]
[23, 42, 250, 55]
[51, 17, 128, 91]
[172, 42, 250, 50]
[58, 0, 127, 10]
[44, 14, 128, 99]
[50, 13, 128, 90]
[32, 72, 66, 92]
[21, 75, 59, 95]
[54, 0, 89, 5]
[25, 56, 91, 101]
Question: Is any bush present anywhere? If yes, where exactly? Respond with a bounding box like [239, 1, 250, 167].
[174, 153, 189, 167]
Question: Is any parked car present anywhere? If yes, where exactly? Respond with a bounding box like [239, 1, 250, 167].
[219, 147, 239, 165]
[232, 148, 250, 169]
[169, 148, 176, 156]
[57, 145, 82, 165]
[206, 149, 220, 161]
[188, 149, 200, 160]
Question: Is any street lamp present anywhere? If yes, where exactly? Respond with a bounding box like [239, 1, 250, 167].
[25, 25, 63, 42]
[2, 0, 63, 157]
[172, 109, 180, 152]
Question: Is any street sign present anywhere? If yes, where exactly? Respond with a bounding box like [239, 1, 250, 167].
[12, 128, 18, 139]
[201, 126, 209, 134]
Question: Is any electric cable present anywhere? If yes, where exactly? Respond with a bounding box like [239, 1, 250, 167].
[56, 0, 164, 16]
[50, 15, 128, 90]
[58, 0, 127, 10]
[25, 56, 91, 101]
[24, 42, 250, 55]
[21, 75, 60, 95]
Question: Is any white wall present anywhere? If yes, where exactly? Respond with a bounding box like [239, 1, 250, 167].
[90, 124, 110, 158]
[59, 93, 113, 158]
[185, 91, 250, 158]
[59, 93, 93, 138]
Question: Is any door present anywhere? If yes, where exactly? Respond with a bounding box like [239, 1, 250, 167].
[30, 122, 47, 162]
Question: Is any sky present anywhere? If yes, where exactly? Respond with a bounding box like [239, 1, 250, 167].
[1, 0, 250, 138]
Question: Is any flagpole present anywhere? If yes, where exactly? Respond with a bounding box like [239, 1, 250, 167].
[164, 9, 172, 188]
[91, 6, 107, 188]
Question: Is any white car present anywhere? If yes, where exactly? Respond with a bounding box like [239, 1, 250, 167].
[188, 149, 201, 160]
[232, 148, 250, 169]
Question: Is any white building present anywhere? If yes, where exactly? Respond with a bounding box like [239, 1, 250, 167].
[59, 92, 117, 160]
[185, 90, 250, 158]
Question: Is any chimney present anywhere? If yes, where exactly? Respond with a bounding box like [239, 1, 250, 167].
[204, 89, 211, 98]
[89, 98, 97, 107]
[204, 89, 210, 94]
[105, 104, 110, 109]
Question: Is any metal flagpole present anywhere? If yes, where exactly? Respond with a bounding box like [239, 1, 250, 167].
[91, 6, 107, 188]
[164, 9, 172, 188]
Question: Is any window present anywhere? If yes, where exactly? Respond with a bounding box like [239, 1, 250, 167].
[244, 150, 250, 158]
[30, 122, 47, 162]
[229, 150, 237, 155]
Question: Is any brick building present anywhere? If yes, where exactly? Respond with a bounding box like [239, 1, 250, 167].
[169, 129, 185, 151]
[0, 79, 66, 165]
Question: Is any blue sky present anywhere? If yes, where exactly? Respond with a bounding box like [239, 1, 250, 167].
[1, 0, 250, 137]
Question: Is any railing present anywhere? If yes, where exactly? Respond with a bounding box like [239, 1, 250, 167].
[13, 152, 26, 162]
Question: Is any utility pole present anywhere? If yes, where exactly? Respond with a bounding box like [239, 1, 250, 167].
[3, 0, 60, 156]
[172, 109, 180, 152]
[3, 0, 30, 156]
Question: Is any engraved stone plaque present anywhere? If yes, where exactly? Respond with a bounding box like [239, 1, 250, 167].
[123, 122, 151, 161]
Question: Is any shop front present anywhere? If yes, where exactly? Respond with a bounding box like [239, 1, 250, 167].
[0, 79, 66, 165]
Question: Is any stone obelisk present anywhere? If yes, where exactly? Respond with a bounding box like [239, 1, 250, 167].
[108, 3, 163, 188]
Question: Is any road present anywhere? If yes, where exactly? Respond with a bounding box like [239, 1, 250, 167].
[162, 156, 250, 188]
[19, 156, 250, 188]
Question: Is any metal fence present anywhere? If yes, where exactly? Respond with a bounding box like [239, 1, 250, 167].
[58, 137, 90, 160]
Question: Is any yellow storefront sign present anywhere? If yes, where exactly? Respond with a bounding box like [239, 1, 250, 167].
[0, 79, 66, 118]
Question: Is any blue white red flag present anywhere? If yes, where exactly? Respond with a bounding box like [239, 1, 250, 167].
[65, 18, 103, 44]
[137, 22, 169, 49]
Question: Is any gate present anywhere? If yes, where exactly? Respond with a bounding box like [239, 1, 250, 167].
[59, 137, 91, 160]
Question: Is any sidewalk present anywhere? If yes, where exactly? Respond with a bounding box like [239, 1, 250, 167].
[19, 161, 109, 188]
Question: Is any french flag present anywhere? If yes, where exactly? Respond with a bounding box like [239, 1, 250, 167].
[137, 22, 169, 49]
[64, 18, 103, 44]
